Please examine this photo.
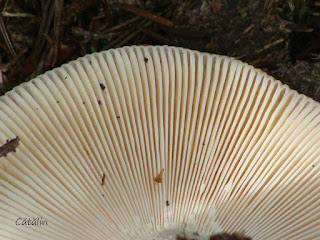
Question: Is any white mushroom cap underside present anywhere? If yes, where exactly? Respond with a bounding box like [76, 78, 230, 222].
[0, 46, 319, 240]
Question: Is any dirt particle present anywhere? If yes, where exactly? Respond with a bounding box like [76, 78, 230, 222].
[116, 115, 120, 119]
[144, 57, 149, 63]
[101, 173, 106, 185]
[83, 101, 85, 105]
[100, 83, 106, 90]
[56, 100, 59, 103]
[166, 201, 169, 206]
[98, 100, 102, 105]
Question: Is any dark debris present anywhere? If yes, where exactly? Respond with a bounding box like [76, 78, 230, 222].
[100, 83, 106, 90]
[0, 0, 319, 101]
[101, 173, 106, 185]
[176, 232, 252, 240]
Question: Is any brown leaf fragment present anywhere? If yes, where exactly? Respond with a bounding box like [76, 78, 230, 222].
[0, 136, 20, 157]
[154, 169, 164, 183]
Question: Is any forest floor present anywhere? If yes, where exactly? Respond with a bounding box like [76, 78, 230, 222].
[0, 0, 319, 101]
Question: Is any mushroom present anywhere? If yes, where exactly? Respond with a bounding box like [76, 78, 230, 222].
[0, 46, 319, 240]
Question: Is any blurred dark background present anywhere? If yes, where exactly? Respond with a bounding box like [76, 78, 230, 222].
[0, 0, 319, 101]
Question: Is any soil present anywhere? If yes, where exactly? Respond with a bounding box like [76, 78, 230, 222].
[0, 0, 319, 101]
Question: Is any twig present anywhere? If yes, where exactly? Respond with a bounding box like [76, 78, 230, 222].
[72, 17, 142, 44]
[0, 12, 16, 58]
[235, 53, 248, 59]
[99, 16, 141, 34]
[0, 48, 28, 72]
[116, 3, 174, 27]
[1, 12, 35, 17]
[114, 30, 140, 48]
[0, 12, 24, 72]
[34, 0, 55, 62]
[159, 26, 206, 39]
[103, 29, 136, 50]
[37, 50, 47, 75]
[141, 28, 173, 45]
[71, 27, 93, 39]
[2, 0, 10, 12]
[257, 38, 285, 53]
[136, 32, 147, 44]
[0, 51, 3, 84]
[249, 58, 261, 66]
[74, 37, 86, 56]
[52, 0, 64, 67]
[103, 19, 151, 50]
[310, 54, 320, 60]
[243, 24, 255, 33]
